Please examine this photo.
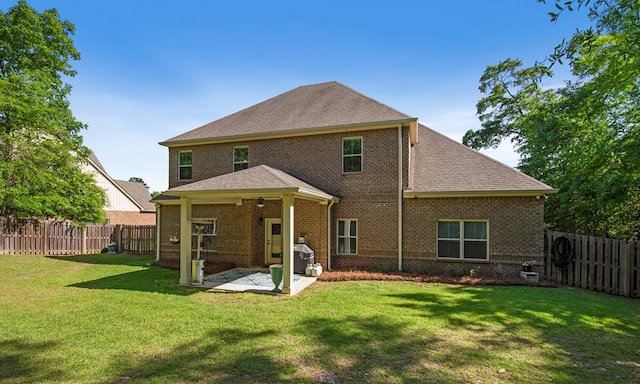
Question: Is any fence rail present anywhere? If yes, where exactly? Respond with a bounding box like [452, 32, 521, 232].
[544, 230, 639, 298]
[0, 220, 156, 256]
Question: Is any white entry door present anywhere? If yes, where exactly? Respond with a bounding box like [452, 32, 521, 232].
[265, 219, 282, 264]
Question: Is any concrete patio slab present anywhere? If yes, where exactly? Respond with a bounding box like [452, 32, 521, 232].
[195, 268, 317, 295]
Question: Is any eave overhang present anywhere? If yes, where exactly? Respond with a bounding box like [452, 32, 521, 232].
[159, 118, 419, 148]
[403, 188, 559, 199]
[159, 188, 339, 206]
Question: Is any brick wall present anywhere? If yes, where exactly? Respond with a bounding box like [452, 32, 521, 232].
[402, 196, 545, 277]
[162, 127, 546, 278]
[165, 126, 407, 271]
[331, 194, 400, 270]
[167, 127, 407, 196]
[105, 210, 156, 225]
[158, 198, 329, 268]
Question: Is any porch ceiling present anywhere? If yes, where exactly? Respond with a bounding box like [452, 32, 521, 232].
[162, 164, 338, 203]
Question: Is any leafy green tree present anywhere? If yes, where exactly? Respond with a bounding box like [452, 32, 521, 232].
[464, 0, 640, 239]
[0, 0, 106, 226]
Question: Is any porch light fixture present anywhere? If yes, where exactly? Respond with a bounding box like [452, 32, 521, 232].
[257, 197, 265, 208]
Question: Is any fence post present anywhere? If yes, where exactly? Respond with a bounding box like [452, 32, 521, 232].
[621, 241, 632, 297]
[81, 227, 87, 255]
[113, 225, 122, 253]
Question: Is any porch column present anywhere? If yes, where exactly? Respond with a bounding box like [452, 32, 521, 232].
[179, 197, 193, 285]
[281, 194, 294, 295]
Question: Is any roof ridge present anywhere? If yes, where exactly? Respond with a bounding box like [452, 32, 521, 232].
[330, 82, 414, 120]
[260, 164, 295, 187]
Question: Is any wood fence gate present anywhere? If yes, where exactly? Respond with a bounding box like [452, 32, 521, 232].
[544, 230, 639, 298]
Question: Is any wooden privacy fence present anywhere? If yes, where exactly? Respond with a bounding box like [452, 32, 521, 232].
[119, 225, 155, 255]
[544, 230, 639, 298]
[0, 220, 156, 256]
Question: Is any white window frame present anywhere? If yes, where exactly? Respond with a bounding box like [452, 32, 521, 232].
[342, 137, 363, 173]
[337, 219, 358, 254]
[436, 220, 489, 260]
[178, 151, 192, 181]
[233, 146, 249, 172]
[191, 219, 217, 252]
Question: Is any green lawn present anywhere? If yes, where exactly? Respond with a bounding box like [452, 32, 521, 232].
[0, 254, 639, 383]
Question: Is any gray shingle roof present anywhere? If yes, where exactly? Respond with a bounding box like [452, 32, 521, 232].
[408, 124, 556, 195]
[165, 165, 336, 201]
[114, 180, 156, 211]
[161, 81, 415, 145]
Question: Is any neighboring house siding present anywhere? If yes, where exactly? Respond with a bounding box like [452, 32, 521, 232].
[91, 169, 140, 211]
[402, 196, 545, 274]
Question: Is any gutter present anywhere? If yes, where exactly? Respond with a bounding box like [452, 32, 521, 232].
[326, 199, 336, 270]
[155, 203, 161, 262]
[397, 123, 403, 272]
[403, 189, 559, 198]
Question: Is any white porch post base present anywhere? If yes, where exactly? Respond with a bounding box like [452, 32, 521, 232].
[281, 194, 294, 295]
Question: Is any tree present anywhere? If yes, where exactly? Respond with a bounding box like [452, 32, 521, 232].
[128, 177, 150, 191]
[463, 0, 640, 239]
[0, 0, 106, 226]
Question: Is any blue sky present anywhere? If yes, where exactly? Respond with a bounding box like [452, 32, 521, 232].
[7, 0, 590, 193]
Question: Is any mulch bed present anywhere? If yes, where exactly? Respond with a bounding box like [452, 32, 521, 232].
[151, 260, 557, 287]
[317, 270, 558, 287]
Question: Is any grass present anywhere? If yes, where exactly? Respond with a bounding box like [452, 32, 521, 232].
[0, 254, 639, 383]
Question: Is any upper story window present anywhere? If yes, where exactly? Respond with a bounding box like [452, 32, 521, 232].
[342, 137, 362, 173]
[437, 220, 488, 260]
[337, 219, 357, 254]
[233, 146, 249, 172]
[178, 151, 192, 181]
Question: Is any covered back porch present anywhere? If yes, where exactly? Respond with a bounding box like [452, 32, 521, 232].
[161, 165, 338, 295]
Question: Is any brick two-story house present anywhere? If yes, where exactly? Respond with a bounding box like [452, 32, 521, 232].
[155, 81, 556, 294]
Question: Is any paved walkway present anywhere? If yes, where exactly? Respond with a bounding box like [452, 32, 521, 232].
[197, 268, 317, 295]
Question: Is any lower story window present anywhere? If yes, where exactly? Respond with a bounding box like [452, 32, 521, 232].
[191, 220, 217, 251]
[437, 220, 488, 260]
[337, 219, 357, 254]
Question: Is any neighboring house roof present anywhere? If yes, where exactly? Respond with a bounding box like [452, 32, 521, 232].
[406, 125, 557, 197]
[114, 180, 157, 212]
[160, 81, 417, 146]
[86, 152, 156, 212]
[164, 165, 337, 202]
[88, 151, 107, 174]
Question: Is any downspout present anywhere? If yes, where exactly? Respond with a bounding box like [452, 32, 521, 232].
[155, 203, 160, 262]
[397, 123, 403, 272]
[326, 199, 336, 270]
